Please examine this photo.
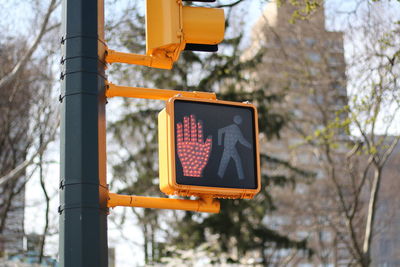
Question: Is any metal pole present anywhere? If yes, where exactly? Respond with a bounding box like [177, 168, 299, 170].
[60, 0, 108, 266]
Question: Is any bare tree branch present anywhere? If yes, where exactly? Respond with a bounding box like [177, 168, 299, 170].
[0, 0, 59, 90]
[0, 117, 59, 187]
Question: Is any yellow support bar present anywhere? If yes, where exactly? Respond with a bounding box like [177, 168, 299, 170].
[106, 82, 217, 101]
[106, 49, 173, 69]
[108, 193, 220, 213]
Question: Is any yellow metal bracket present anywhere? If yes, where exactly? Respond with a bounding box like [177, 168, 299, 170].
[108, 192, 220, 213]
[106, 82, 217, 101]
[106, 48, 174, 69]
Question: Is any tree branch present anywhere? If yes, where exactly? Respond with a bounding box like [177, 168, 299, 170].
[0, 0, 58, 90]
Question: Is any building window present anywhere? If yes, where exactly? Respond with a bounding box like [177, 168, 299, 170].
[285, 38, 300, 46]
[379, 239, 390, 257]
[319, 230, 332, 242]
[331, 82, 347, 96]
[316, 170, 324, 179]
[293, 108, 303, 118]
[315, 94, 324, 104]
[309, 67, 319, 76]
[332, 40, 344, 52]
[290, 81, 300, 89]
[305, 37, 316, 47]
[307, 52, 321, 62]
[330, 70, 340, 78]
[328, 56, 340, 66]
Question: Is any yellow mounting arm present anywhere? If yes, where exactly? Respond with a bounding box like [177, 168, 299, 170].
[108, 193, 220, 213]
[106, 82, 216, 101]
[105, 82, 219, 213]
[106, 49, 173, 69]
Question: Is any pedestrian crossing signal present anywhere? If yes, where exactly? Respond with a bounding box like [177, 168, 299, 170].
[158, 97, 261, 199]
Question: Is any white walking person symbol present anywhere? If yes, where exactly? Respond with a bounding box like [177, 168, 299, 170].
[217, 115, 252, 180]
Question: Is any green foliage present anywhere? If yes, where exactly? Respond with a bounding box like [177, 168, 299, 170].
[277, 0, 321, 23]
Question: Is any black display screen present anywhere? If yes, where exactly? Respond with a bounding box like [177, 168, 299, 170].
[174, 100, 258, 189]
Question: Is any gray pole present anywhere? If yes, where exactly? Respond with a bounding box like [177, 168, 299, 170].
[60, 0, 108, 266]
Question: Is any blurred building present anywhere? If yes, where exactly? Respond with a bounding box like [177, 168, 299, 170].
[108, 247, 115, 267]
[371, 139, 400, 267]
[250, 1, 400, 266]
[249, 0, 350, 265]
[249, 0, 348, 183]
[0, 180, 25, 256]
[0, 43, 29, 257]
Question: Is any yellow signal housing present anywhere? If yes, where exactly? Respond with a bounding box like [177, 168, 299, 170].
[146, 0, 225, 69]
[158, 96, 261, 199]
[145, 0, 180, 61]
[182, 7, 225, 45]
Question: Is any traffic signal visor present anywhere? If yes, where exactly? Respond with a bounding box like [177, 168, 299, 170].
[146, 0, 225, 69]
[158, 97, 261, 199]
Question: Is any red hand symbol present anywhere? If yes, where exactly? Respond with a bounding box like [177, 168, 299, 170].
[176, 115, 212, 177]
